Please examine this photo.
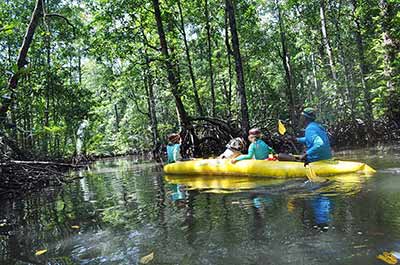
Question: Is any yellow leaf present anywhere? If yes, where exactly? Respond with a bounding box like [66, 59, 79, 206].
[377, 252, 398, 264]
[278, 120, 286, 135]
[35, 249, 48, 256]
[71, 225, 80, 229]
[140, 252, 154, 264]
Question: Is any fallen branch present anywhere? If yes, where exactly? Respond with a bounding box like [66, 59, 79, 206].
[1, 160, 81, 167]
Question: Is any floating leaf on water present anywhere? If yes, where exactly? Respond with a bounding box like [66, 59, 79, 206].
[71, 225, 80, 229]
[35, 249, 48, 256]
[377, 251, 398, 264]
[140, 252, 154, 264]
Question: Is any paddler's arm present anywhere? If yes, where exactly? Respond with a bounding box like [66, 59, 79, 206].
[173, 144, 182, 161]
[232, 143, 255, 163]
[305, 135, 324, 158]
[296, 137, 306, 144]
[268, 145, 275, 154]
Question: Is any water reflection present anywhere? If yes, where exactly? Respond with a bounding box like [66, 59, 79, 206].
[2, 148, 400, 264]
[311, 195, 332, 230]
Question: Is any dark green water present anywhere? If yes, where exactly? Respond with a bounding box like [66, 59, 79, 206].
[1, 146, 400, 265]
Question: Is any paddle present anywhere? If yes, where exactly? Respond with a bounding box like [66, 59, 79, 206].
[278, 120, 326, 183]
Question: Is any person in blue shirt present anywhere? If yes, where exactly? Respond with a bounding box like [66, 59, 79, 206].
[296, 108, 332, 163]
[166, 133, 181, 163]
[232, 128, 274, 163]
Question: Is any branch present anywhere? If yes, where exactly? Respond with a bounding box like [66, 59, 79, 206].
[144, 42, 161, 52]
[0, 26, 12, 33]
[45, 13, 75, 36]
[127, 90, 150, 117]
[2, 160, 79, 168]
[190, 116, 239, 135]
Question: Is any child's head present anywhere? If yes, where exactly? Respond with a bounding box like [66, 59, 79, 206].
[168, 133, 181, 144]
[248, 128, 262, 142]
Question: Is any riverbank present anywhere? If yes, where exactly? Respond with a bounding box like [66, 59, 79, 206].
[0, 160, 85, 198]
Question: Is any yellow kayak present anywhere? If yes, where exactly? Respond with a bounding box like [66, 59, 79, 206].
[163, 159, 376, 178]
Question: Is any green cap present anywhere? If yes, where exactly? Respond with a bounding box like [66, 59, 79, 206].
[302, 107, 316, 120]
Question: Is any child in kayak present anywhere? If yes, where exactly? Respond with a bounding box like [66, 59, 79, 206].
[218, 137, 245, 159]
[231, 128, 274, 163]
[167, 133, 182, 163]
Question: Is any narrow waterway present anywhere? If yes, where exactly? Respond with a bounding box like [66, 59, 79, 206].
[1, 146, 400, 265]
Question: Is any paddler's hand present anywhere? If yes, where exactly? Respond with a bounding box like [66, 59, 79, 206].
[231, 159, 238, 164]
[299, 153, 307, 161]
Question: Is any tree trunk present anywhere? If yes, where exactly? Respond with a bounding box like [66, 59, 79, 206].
[319, 0, 337, 80]
[177, 0, 203, 116]
[226, 0, 250, 138]
[114, 104, 119, 131]
[152, 0, 199, 156]
[224, 4, 233, 118]
[331, 7, 352, 116]
[310, 53, 321, 104]
[152, 0, 189, 127]
[276, 0, 297, 127]
[205, 0, 216, 116]
[2, 0, 43, 126]
[339, 51, 357, 122]
[379, 0, 399, 122]
[351, 0, 373, 121]
[44, 29, 51, 154]
[143, 48, 159, 158]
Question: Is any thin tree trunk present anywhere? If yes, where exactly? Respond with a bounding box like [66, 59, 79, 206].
[114, 104, 119, 131]
[320, 0, 337, 80]
[177, 0, 203, 116]
[351, 0, 373, 120]
[339, 51, 356, 121]
[331, 6, 352, 115]
[310, 53, 321, 102]
[44, 29, 51, 154]
[152, 0, 189, 127]
[276, 0, 296, 127]
[379, 0, 399, 122]
[224, 5, 233, 118]
[2, 0, 43, 128]
[205, 0, 216, 116]
[143, 48, 159, 158]
[152, 0, 199, 156]
[226, 0, 250, 138]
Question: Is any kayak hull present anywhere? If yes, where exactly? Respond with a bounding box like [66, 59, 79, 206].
[163, 159, 376, 178]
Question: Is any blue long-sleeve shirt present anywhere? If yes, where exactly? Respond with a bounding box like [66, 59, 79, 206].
[235, 139, 272, 161]
[297, 121, 332, 162]
[167, 143, 181, 163]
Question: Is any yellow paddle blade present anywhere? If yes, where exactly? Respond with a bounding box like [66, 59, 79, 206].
[278, 120, 286, 135]
[35, 249, 48, 256]
[305, 164, 326, 183]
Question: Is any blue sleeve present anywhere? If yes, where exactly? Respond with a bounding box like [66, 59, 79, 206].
[235, 143, 255, 161]
[173, 144, 181, 161]
[306, 135, 323, 157]
[297, 137, 306, 144]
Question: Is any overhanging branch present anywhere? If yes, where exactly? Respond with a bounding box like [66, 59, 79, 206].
[45, 13, 76, 36]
